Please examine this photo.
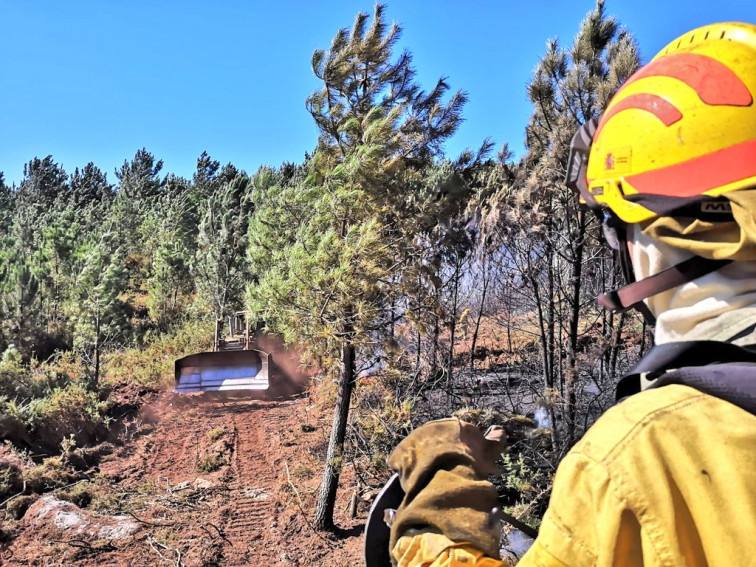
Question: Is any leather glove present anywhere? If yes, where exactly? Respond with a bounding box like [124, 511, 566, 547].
[387, 418, 506, 562]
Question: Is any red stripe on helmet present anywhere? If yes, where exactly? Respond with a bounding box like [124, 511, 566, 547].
[624, 139, 756, 197]
[619, 53, 753, 107]
[594, 93, 682, 141]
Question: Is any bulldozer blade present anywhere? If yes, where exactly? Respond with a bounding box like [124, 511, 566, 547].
[174, 350, 270, 393]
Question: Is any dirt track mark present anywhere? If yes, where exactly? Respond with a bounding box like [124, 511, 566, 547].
[134, 407, 201, 484]
[221, 401, 280, 560]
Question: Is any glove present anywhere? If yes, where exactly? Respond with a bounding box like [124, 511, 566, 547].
[387, 418, 506, 562]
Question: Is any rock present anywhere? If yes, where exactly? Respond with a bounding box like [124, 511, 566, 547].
[245, 487, 270, 500]
[361, 489, 380, 502]
[194, 478, 216, 490]
[25, 495, 139, 540]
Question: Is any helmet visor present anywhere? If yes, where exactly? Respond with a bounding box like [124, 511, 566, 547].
[602, 210, 631, 252]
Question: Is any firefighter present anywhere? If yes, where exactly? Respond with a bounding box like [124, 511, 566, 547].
[386, 22, 756, 566]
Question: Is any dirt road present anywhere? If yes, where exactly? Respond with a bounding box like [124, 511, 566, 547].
[2, 393, 363, 566]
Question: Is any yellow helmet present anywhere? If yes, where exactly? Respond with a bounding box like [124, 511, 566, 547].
[566, 23, 756, 318]
[573, 22, 756, 224]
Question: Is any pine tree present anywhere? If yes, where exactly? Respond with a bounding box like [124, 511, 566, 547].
[146, 188, 196, 329]
[111, 148, 167, 303]
[193, 171, 253, 321]
[0, 173, 12, 234]
[70, 162, 113, 208]
[0, 258, 41, 356]
[193, 151, 222, 201]
[37, 206, 80, 333]
[249, 4, 467, 530]
[68, 225, 129, 389]
[115, 148, 164, 201]
[19, 156, 69, 205]
[0, 204, 44, 356]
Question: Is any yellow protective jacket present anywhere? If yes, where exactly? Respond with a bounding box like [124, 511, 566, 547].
[392, 385, 756, 566]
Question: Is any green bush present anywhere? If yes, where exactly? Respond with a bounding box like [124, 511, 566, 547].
[0, 460, 23, 502]
[64, 442, 116, 472]
[104, 317, 212, 388]
[0, 345, 22, 368]
[352, 380, 413, 467]
[27, 384, 109, 447]
[59, 482, 93, 508]
[0, 347, 72, 401]
[0, 346, 27, 399]
[206, 427, 225, 442]
[501, 453, 543, 495]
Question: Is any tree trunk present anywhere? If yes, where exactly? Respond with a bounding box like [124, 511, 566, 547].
[470, 259, 490, 372]
[529, 271, 551, 389]
[93, 312, 102, 390]
[565, 208, 587, 443]
[639, 319, 649, 358]
[313, 336, 356, 531]
[609, 311, 626, 381]
[546, 244, 555, 390]
[431, 286, 441, 378]
[415, 313, 422, 376]
[447, 257, 461, 392]
[504, 274, 513, 354]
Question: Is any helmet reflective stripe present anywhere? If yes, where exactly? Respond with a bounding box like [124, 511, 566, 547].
[614, 52, 752, 108]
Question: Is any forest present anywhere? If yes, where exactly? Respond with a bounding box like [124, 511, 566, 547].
[1, 0, 652, 550]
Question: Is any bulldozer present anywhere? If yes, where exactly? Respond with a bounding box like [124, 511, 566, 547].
[173, 312, 274, 394]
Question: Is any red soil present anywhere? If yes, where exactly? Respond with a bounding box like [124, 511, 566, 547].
[2, 391, 365, 566]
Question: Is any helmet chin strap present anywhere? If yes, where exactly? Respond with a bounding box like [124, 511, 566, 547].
[595, 213, 732, 326]
[598, 255, 733, 325]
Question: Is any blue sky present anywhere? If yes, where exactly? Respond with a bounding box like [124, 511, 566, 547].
[1, 1, 754, 186]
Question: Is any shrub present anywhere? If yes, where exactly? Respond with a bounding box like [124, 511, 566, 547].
[27, 383, 109, 447]
[0, 444, 32, 501]
[291, 464, 314, 479]
[0, 345, 22, 369]
[72, 442, 115, 471]
[353, 392, 412, 473]
[0, 397, 30, 446]
[104, 317, 212, 388]
[0, 346, 27, 399]
[197, 453, 225, 473]
[500, 453, 543, 495]
[59, 482, 93, 508]
[206, 427, 225, 442]
[0, 461, 23, 502]
[6, 494, 39, 520]
[23, 456, 82, 492]
[0, 347, 73, 402]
